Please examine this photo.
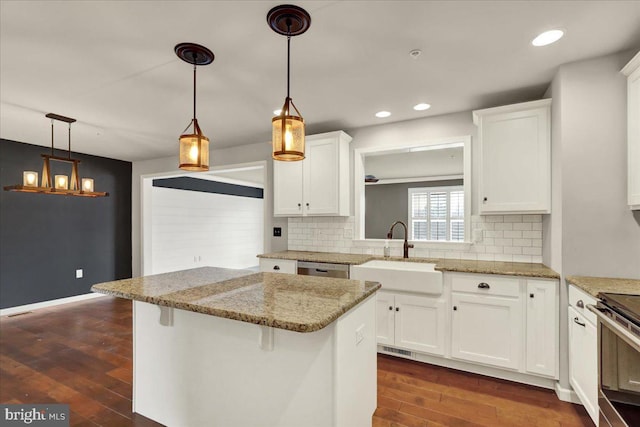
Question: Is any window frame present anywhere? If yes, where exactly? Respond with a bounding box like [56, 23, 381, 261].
[407, 185, 465, 242]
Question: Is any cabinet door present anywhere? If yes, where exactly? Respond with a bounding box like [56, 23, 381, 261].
[376, 292, 395, 346]
[568, 307, 598, 424]
[626, 58, 640, 209]
[525, 280, 558, 378]
[477, 101, 550, 214]
[451, 293, 522, 370]
[303, 138, 340, 215]
[394, 294, 446, 355]
[273, 160, 303, 216]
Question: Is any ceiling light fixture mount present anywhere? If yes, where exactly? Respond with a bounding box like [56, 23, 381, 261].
[175, 42, 214, 171]
[532, 29, 564, 47]
[268, 4, 311, 162]
[3, 113, 108, 197]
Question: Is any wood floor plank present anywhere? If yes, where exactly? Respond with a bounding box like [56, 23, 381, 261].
[1, 297, 592, 426]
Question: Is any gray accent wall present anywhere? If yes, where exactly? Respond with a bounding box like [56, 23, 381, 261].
[365, 179, 463, 239]
[0, 139, 132, 309]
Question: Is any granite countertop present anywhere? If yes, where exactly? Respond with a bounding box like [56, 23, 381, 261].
[258, 251, 560, 279]
[566, 276, 640, 298]
[91, 267, 381, 333]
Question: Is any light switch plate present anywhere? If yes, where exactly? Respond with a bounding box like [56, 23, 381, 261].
[75, 269, 83, 279]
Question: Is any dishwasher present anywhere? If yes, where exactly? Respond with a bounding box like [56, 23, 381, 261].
[297, 261, 350, 279]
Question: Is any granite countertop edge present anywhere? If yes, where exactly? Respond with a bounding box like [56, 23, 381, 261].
[565, 275, 640, 298]
[258, 251, 561, 279]
[91, 275, 381, 333]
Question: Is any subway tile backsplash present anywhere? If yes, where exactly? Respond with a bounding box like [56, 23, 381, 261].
[288, 215, 544, 263]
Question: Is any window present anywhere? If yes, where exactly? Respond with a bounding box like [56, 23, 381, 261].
[408, 186, 464, 242]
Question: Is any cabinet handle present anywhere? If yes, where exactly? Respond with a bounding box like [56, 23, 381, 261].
[530, 293, 534, 298]
[306, 202, 310, 208]
[478, 282, 490, 289]
[453, 306, 457, 311]
[395, 307, 400, 312]
[573, 317, 586, 327]
[388, 306, 393, 311]
[273, 265, 280, 271]
[576, 300, 584, 309]
[483, 197, 488, 202]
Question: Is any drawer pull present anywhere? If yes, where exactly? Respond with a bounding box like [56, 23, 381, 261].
[273, 265, 280, 271]
[576, 300, 584, 309]
[573, 317, 586, 327]
[315, 269, 328, 273]
[478, 282, 490, 289]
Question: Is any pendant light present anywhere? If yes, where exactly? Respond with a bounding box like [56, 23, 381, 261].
[175, 43, 214, 171]
[3, 113, 108, 198]
[267, 5, 311, 161]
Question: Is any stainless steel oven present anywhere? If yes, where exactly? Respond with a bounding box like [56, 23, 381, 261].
[589, 293, 640, 427]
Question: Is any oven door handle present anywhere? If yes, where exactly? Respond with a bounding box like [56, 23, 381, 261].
[588, 304, 640, 353]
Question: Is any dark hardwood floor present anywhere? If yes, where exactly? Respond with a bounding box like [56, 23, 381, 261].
[1, 296, 591, 426]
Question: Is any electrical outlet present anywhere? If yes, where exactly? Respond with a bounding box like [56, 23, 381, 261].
[75, 269, 83, 279]
[273, 227, 282, 237]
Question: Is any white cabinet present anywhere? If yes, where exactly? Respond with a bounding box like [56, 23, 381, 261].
[568, 285, 599, 425]
[622, 51, 640, 210]
[451, 287, 522, 370]
[273, 131, 351, 216]
[473, 99, 551, 214]
[525, 280, 559, 378]
[259, 258, 297, 274]
[376, 291, 446, 356]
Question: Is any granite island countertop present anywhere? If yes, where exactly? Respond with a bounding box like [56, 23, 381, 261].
[258, 250, 560, 279]
[91, 267, 381, 333]
[566, 276, 640, 298]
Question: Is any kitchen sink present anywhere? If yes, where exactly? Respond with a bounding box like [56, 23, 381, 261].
[350, 260, 443, 294]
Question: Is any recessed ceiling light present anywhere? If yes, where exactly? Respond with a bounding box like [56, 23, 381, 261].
[532, 29, 564, 47]
[273, 109, 282, 115]
[413, 103, 431, 111]
[375, 111, 391, 118]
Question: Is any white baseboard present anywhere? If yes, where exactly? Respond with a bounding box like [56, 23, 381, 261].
[0, 293, 106, 317]
[555, 382, 581, 404]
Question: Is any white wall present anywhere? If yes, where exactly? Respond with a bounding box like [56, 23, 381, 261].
[132, 142, 287, 277]
[558, 50, 640, 279]
[151, 186, 263, 273]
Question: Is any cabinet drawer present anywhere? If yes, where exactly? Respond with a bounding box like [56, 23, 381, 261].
[259, 258, 297, 274]
[451, 274, 520, 297]
[568, 285, 597, 326]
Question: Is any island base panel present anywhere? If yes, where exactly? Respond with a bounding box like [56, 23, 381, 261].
[132, 296, 376, 427]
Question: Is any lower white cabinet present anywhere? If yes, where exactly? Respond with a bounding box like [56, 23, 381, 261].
[451, 291, 522, 370]
[526, 280, 559, 377]
[568, 285, 599, 425]
[376, 291, 446, 356]
[258, 258, 297, 274]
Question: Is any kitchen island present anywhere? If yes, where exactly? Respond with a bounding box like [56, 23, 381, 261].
[92, 267, 380, 427]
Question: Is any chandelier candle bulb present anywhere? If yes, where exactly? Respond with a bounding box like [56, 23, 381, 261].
[55, 175, 69, 190]
[82, 178, 94, 192]
[23, 171, 38, 187]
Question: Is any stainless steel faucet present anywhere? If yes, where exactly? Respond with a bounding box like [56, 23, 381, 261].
[387, 221, 414, 258]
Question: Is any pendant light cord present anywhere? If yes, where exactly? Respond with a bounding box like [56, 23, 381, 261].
[50, 119, 54, 156]
[192, 53, 197, 124]
[286, 19, 292, 100]
[68, 123, 71, 160]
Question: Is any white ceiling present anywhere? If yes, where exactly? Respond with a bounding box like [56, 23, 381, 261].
[1, 1, 639, 162]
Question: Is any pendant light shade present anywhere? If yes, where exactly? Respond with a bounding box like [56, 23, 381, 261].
[267, 5, 311, 161]
[175, 43, 214, 171]
[272, 98, 304, 161]
[179, 119, 210, 171]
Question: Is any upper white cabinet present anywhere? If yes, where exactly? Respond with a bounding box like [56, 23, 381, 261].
[473, 99, 551, 214]
[622, 51, 640, 210]
[273, 131, 352, 216]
